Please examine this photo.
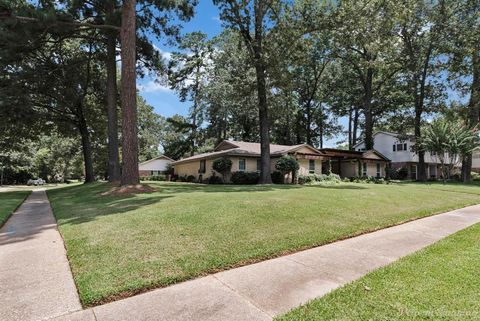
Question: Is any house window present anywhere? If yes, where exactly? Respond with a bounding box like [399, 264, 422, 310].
[199, 160, 206, 174]
[309, 159, 315, 173]
[256, 159, 261, 172]
[376, 163, 381, 178]
[393, 144, 396, 152]
[239, 158, 246, 171]
[362, 162, 367, 176]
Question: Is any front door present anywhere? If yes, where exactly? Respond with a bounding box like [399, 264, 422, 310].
[410, 164, 417, 180]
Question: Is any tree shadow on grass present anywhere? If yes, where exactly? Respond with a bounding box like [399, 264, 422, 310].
[151, 182, 368, 194]
[49, 181, 369, 227]
[48, 183, 171, 226]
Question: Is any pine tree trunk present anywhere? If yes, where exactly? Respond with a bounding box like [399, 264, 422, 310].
[254, 0, 271, 184]
[415, 108, 426, 182]
[77, 105, 95, 183]
[120, 0, 139, 185]
[462, 48, 480, 182]
[364, 68, 374, 150]
[348, 107, 353, 150]
[106, 22, 121, 182]
[305, 102, 312, 145]
[352, 107, 359, 147]
[255, 62, 272, 184]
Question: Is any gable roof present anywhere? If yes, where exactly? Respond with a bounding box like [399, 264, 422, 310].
[214, 140, 317, 154]
[362, 149, 390, 161]
[171, 140, 323, 165]
[352, 131, 415, 148]
[320, 148, 390, 161]
[139, 155, 174, 166]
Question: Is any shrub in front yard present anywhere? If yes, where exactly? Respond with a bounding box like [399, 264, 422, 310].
[231, 171, 259, 184]
[186, 175, 196, 183]
[148, 175, 166, 181]
[298, 174, 341, 185]
[275, 155, 299, 183]
[271, 171, 284, 184]
[349, 176, 389, 184]
[472, 172, 480, 181]
[207, 173, 223, 184]
[212, 157, 232, 182]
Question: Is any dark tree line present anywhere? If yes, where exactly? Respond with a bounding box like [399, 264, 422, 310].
[1, 0, 479, 185]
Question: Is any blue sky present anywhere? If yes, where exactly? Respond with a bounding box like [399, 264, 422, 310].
[138, 2, 221, 118]
[137, 2, 349, 148]
[136, 3, 468, 148]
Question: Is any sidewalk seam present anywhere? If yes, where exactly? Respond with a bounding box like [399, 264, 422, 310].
[212, 274, 273, 319]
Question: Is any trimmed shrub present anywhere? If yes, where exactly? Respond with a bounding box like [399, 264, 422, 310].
[212, 157, 232, 181]
[231, 171, 259, 184]
[186, 175, 196, 183]
[208, 174, 223, 184]
[472, 172, 480, 181]
[271, 171, 284, 184]
[149, 175, 166, 181]
[297, 173, 340, 185]
[349, 176, 390, 184]
[275, 155, 299, 183]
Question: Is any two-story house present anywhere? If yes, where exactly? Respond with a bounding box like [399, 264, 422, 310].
[353, 131, 455, 180]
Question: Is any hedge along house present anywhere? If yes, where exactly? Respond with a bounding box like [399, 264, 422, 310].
[172, 140, 390, 182]
[139, 155, 174, 177]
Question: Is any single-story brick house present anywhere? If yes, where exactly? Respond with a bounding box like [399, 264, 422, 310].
[171, 140, 390, 182]
[139, 155, 174, 177]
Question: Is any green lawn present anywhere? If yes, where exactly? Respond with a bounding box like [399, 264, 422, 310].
[277, 222, 480, 321]
[47, 181, 480, 306]
[0, 191, 30, 226]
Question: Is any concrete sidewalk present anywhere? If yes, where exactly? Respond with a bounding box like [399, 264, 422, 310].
[0, 190, 81, 321]
[52, 204, 480, 321]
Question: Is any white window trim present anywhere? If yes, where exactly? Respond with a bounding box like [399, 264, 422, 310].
[309, 159, 315, 173]
[239, 158, 246, 172]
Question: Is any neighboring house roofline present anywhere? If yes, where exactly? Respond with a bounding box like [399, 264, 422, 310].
[352, 131, 414, 149]
[139, 155, 174, 166]
[214, 140, 240, 151]
[362, 149, 390, 161]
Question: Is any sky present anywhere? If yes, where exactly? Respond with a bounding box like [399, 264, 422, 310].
[137, 2, 221, 118]
[136, 3, 469, 149]
[136, 2, 348, 148]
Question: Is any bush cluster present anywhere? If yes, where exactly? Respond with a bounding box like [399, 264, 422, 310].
[231, 171, 259, 184]
[471, 172, 480, 181]
[207, 174, 223, 184]
[297, 173, 341, 185]
[270, 171, 284, 184]
[174, 175, 197, 182]
[346, 176, 389, 184]
[387, 167, 408, 180]
[144, 175, 166, 181]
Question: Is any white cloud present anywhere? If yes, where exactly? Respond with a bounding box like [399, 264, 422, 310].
[212, 16, 222, 23]
[138, 80, 172, 94]
[152, 44, 172, 61]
